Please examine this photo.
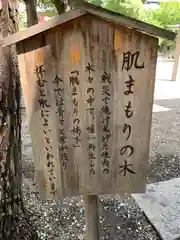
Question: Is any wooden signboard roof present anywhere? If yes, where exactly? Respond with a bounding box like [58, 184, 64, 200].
[3, 2, 176, 47]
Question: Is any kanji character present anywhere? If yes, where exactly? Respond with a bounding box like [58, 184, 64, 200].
[101, 105, 111, 115]
[102, 134, 111, 149]
[122, 51, 144, 71]
[102, 115, 110, 125]
[85, 62, 95, 75]
[56, 100, 64, 117]
[56, 109, 64, 119]
[88, 143, 96, 151]
[59, 144, 68, 152]
[89, 167, 95, 175]
[101, 151, 110, 159]
[59, 135, 66, 144]
[39, 98, 50, 108]
[87, 125, 95, 134]
[73, 135, 81, 147]
[87, 95, 95, 106]
[102, 85, 111, 96]
[88, 151, 96, 160]
[57, 97, 64, 106]
[73, 135, 81, 145]
[119, 160, 136, 176]
[102, 96, 111, 105]
[101, 72, 111, 84]
[103, 124, 110, 133]
[34, 64, 45, 79]
[53, 76, 63, 87]
[72, 86, 77, 96]
[102, 141, 108, 150]
[43, 118, 49, 127]
[71, 125, 81, 135]
[69, 76, 79, 86]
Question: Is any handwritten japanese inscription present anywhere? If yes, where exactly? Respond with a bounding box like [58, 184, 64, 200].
[19, 20, 157, 199]
[119, 51, 144, 176]
[34, 65, 56, 195]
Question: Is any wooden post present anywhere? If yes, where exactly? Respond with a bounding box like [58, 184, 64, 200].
[171, 27, 180, 81]
[84, 195, 100, 240]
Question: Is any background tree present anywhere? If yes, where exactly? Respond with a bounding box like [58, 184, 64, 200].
[0, 1, 38, 239]
[23, 0, 38, 26]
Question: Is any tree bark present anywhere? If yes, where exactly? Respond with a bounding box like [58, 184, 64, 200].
[68, 0, 85, 9]
[0, 1, 37, 239]
[53, 0, 66, 14]
[23, 0, 38, 27]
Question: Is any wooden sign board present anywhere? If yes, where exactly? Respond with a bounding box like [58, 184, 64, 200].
[17, 15, 158, 199]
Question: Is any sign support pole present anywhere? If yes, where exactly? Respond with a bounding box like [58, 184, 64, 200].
[172, 27, 180, 81]
[84, 195, 100, 240]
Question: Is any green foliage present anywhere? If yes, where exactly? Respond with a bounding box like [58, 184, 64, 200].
[151, 1, 180, 28]
[102, 0, 144, 19]
[37, 0, 180, 32]
[97, 0, 180, 30]
[88, 0, 102, 6]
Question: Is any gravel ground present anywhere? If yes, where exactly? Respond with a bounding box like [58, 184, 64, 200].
[21, 75, 180, 239]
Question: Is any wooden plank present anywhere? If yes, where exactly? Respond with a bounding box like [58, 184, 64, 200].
[172, 27, 180, 81]
[84, 195, 100, 240]
[17, 16, 158, 199]
[3, 9, 86, 47]
[18, 34, 63, 199]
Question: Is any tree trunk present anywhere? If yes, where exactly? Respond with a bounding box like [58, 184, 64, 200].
[68, 0, 85, 8]
[53, 0, 66, 14]
[0, 1, 37, 239]
[24, 0, 38, 27]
